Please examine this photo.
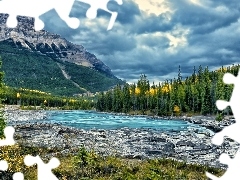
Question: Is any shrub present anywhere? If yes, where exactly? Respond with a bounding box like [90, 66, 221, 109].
[0, 103, 6, 138]
[215, 112, 224, 121]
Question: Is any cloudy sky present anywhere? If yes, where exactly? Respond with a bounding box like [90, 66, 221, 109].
[40, 0, 240, 84]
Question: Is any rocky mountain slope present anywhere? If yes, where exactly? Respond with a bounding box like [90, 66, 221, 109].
[0, 14, 124, 96]
[0, 14, 112, 75]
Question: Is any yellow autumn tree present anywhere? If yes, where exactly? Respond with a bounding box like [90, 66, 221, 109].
[173, 105, 180, 116]
[135, 87, 140, 95]
[149, 88, 156, 95]
[16, 93, 20, 98]
[161, 84, 171, 93]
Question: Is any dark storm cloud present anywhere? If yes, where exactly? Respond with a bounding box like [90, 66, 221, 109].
[133, 13, 173, 34]
[40, 9, 82, 39]
[138, 35, 169, 49]
[40, 0, 240, 84]
[111, 0, 141, 24]
[169, 0, 240, 34]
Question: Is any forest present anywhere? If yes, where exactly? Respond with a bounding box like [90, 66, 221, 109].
[0, 86, 95, 110]
[0, 39, 124, 96]
[96, 65, 239, 117]
[0, 56, 95, 110]
[0, 47, 239, 118]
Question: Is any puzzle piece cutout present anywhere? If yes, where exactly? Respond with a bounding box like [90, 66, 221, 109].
[211, 69, 240, 145]
[0, 0, 122, 31]
[0, 160, 24, 180]
[216, 71, 240, 118]
[0, 0, 79, 31]
[0, 160, 8, 171]
[206, 69, 240, 179]
[77, 0, 123, 30]
[206, 151, 240, 179]
[0, 126, 24, 180]
[0, 126, 60, 179]
[24, 155, 60, 180]
[0, 126, 15, 146]
[12, 172, 24, 180]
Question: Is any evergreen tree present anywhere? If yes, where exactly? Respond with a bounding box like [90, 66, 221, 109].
[122, 84, 131, 113]
[0, 57, 6, 138]
[95, 64, 239, 118]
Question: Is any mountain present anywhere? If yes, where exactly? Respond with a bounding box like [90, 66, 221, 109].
[0, 14, 124, 96]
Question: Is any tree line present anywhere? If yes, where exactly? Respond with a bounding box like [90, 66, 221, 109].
[0, 86, 95, 110]
[96, 65, 239, 116]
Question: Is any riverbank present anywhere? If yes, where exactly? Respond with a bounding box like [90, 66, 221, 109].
[3, 105, 238, 170]
[95, 110, 235, 133]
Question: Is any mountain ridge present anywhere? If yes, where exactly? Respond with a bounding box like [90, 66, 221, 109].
[0, 14, 113, 76]
[0, 13, 124, 96]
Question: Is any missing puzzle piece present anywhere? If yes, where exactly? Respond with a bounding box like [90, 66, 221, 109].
[0, 0, 80, 31]
[0, 160, 24, 180]
[74, 0, 123, 30]
[207, 69, 240, 179]
[216, 70, 240, 119]
[0, 160, 8, 171]
[0, 126, 15, 146]
[0, 0, 122, 31]
[206, 151, 240, 179]
[211, 70, 240, 145]
[24, 155, 60, 180]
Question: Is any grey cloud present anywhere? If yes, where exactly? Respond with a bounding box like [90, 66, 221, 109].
[114, 0, 141, 24]
[138, 35, 169, 49]
[169, 0, 240, 35]
[133, 12, 174, 34]
[40, 0, 240, 84]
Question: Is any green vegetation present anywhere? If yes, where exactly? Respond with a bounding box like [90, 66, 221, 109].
[0, 103, 5, 138]
[0, 58, 5, 137]
[0, 143, 224, 179]
[0, 41, 230, 179]
[96, 65, 238, 117]
[0, 86, 95, 110]
[0, 53, 94, 110]
[215, 112, 224, 121]
[0, 39, 124, 96]
[64, 61, 124, 93]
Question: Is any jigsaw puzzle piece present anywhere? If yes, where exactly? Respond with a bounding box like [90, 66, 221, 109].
[0, 161, 23, 180]
[0, 160, 8, 171]
[211, 122, 240, 145]
[223, 73, 237, 85]
[216, 100, 229, 111]
[226, 70, 240, 118]
[77, 0, 122, 30]
[206, 151, 240, 180]
[0, 126, 15, 146]
[54, 0, 80, 29]
[12, 172, 24, 180]
[0, 0, 79, 31]
[24, 155, 60, 180]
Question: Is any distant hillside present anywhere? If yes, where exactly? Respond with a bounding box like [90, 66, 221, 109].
[0, 14, 124, 96]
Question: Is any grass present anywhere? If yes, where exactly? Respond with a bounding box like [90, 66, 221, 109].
[0, 143, 225, 180]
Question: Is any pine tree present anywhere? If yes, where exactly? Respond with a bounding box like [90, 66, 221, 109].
[201, 67, 212, 115]
[122, 84, 131, 113]
[0, 57, 6, 138]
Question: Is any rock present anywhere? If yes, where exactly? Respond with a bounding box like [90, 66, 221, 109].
[6, 109, 240, 169]
[0, 14, 113, 76]
[148, 137, 166, 142]
[98, 134, 106, 138]
[176, 140, 195, 147]
[193, 144, 212, 150]
[146, 150, 162, 155]
[124, 154, 144, 160]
